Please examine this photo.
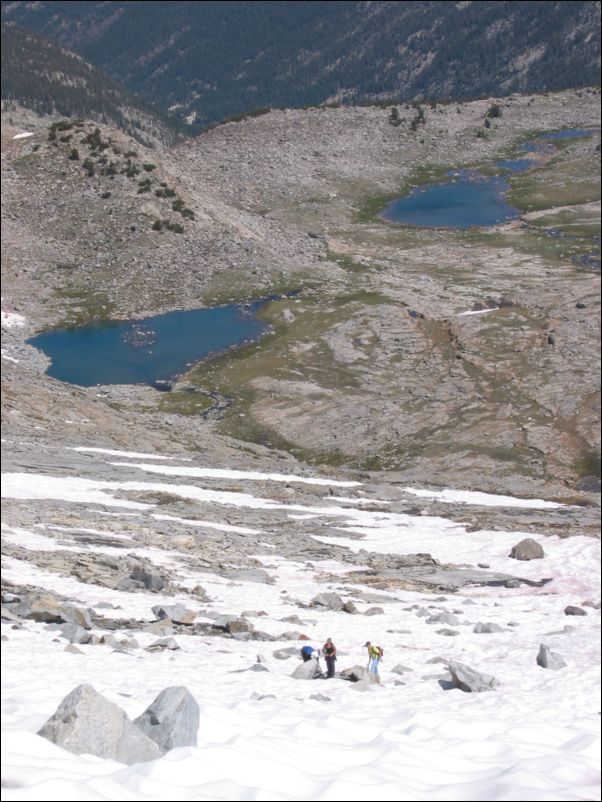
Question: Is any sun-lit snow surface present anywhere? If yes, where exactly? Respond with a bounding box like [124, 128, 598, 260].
[1, 310, 26, 329]
[71, 447, 192, 461]
[403, 486, 564, 509]
[456, 308, 496, 317]
[1, 449, 600, 801]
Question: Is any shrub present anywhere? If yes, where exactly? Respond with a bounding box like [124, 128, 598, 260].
[142, 163, 157, 171]
[102, 162, 118, 177]
[389, 107, 402, 127]
[486, 103, 502, 118]
[82, 158, 95, 176]
[122, 161, 140, 178]
[68, 148, 80, 160]
[83, 127, 103, 149]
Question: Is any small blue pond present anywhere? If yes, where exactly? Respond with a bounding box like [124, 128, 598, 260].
[540, 128, 594, 140]
[380, 128, 597, 228]
[494, 158, 536, 173]
[29, 301, 269, 387]
[381, 172, 518, 229]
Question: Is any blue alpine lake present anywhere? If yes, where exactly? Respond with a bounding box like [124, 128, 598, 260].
[380, 128, 597, 229]
[540, 128, 594, 140]
[381, 171, 519, 229]
[494, 158, 536, 173]
[29, 301, 270, 387]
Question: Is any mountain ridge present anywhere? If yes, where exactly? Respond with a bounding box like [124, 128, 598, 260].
[2, 1, 600, 131]
[1, 24, 182, 147]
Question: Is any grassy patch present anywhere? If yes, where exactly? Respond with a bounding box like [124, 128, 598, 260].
[354, 164, 450, 223]
[508, 153, 600, 212]
[158, 390, 215, 416]
[575, 451, 601, 478]
[324, 250, 369, 273]
[53, 286, 116, 327]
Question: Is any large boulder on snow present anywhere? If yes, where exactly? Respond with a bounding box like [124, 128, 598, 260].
[291, 658, 322, 680]
[509, 538, 544, 561]
[133, 686, 199, 752]
[16, 592, 93, 629]
[151, 604, 196, 625]
[129, 563, 166, 591]
[339, 665, 369, 683]
[38, 684, 161, 764]
[536, 644, 567, 670]
[310, 592, 345, 611]
[447, 661, 499, 692]
[473, 622, 504, 634]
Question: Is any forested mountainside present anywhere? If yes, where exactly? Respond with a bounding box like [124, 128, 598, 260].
[2, 0, 600, 131]
[1, 25, 182, 146]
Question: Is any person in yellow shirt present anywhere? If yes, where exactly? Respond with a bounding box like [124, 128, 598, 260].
[364, 641, 383, 681]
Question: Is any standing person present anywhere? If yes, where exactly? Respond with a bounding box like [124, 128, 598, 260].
[364, 641, 383, 682]
[322, 637, 337, 678]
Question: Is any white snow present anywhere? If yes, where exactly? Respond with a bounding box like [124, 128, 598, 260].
[71, 447, 191, 461]
[325, 496, 391, 505]
[12, 132, 34, 140]
[1, 460, 600, 801]
[2, 349, 19, 363]
[1, 310, 26, 329]
[1, 474, 153, 510]
[108, 461, 362, 487]
[403, 486, 565, 509]
[151, 513, 262, 535]
[457, 309, 496, 317]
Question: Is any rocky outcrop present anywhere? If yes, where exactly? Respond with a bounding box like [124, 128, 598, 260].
[38, 684, 161, 764]
[509, 538, 544, 560]
[151, 604, 197, 625]
[310, 592, 345, 611]
[133, 686, 199, 753]
[447, 661, 500, 692]
[473, 622, 505, 633]
[291, 659, 322, 680]
[536, 644, 567, 670]
[15, 591, 92, 628]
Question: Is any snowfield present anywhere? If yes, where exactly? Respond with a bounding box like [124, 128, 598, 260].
[1, 448, 600, 801]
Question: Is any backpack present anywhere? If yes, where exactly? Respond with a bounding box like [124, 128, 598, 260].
[375, 646, 384, 658]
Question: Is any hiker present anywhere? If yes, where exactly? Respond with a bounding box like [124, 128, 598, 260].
[364, 641, 383, 681]
[300, 644, 316, 662]
[322, 637, 337, 678]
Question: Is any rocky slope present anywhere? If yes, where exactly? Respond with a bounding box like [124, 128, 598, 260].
[1, 88, 600, 801]
[1, 88, 600, 502]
